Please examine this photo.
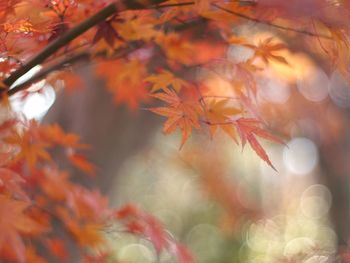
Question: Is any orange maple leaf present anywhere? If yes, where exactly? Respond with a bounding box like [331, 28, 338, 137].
[0, 195, 44, 263]
[56, 206, 104, 248]
[145, 70, 189, 92]
[156, 33, 195, 65]
[39, 169, 72, 201]
[0, 168, 28, 200]
[54, 71, 84, 92]
[249, 37, 289, 65]
[46, 238, 68, 261]
[204, 99, 242, 142]
[115, 15, 158, 42]
[96, 59, 149, 110]
[114, 204, 169, 254]
[4, 132, 51, 167]
[67, 221, 104, 248]
[66, 187, 109, 221]
[68, 153, 96, 176]
[150, 88, 201, 148]
[42, 124, 88, 149]
[235, 118, 284, 170]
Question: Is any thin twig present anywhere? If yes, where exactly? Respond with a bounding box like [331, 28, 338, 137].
[211, 3, 332, 39]
[150, 2, 194, 9]
[201, 95, 241, 100]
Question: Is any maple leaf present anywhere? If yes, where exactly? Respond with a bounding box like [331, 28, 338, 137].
[204, 99, 242, 142]
[68, 153, 96, 176]
[156, 33, 195, 65]
[249, 37, 289, 65]
[0, 195, 44, 263]
[53, 70, 84, 92]
[93, 20, 122, 47]
[56, 206, 104, 248]
[114, 204, 194, 261]
[150, 88, 201, 148]
[115, 16, 158, 42]
[114, 203, 139, 219]
[144, 215, 169, 254]
[114, 204, 169, 254]
[112, 81, 149, 110]
[41, 124, 88, 149]
[46, 238, 68, 261]
[96, 59, 149, 110]
[67, 187, 109, 221]
[145, 70, 189, 92]
[206, 59, 258, 97]
[39, 169, 72, 201]
[235, 118, 283, 169]
[0, 168, 28, 200]
[67, 221, 104, 248]
[4, 131, 51, 167]
[232, 62, 259, 96]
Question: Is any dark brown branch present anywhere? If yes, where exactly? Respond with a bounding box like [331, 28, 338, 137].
[8, 43, 142, 97]
[3, 0, 184, 90]
[7, 53, 90, 96]
[3, 3, 119, 88]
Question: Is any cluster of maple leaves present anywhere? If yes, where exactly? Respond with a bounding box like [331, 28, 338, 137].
[0, 0, 349, 262]
[0, 118, 193, 262]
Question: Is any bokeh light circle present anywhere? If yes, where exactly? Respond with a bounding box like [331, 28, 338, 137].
[283, 137, 318, 176]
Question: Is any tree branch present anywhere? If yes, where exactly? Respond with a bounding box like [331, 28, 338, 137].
[3, 0, 171, 89]
[2, 0, 332, 94]
[7, 53, 90, 96]
[3, 3, 118, 88]
[211, 3, 332, 39]
[8, 44, 142, 97]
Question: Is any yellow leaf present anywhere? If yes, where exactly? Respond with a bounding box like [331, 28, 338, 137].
[145, 70, 189, 92]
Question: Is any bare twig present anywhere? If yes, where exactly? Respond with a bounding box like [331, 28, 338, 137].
[211, 3, 332, 39]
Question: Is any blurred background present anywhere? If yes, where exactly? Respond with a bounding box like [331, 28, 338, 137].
[9, 22, 350, 262]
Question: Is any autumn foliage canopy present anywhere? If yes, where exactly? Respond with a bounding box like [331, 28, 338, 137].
[0, 0, 350, 262]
